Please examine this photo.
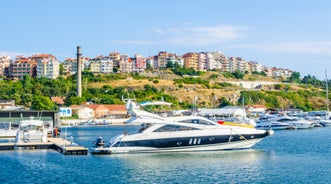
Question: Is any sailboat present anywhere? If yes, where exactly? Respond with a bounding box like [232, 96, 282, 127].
[317, 70, 331, 126]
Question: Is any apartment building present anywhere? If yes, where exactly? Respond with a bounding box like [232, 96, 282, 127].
[227, 57, 248, 72]
[198, 53, 208, 71]
[211, 51, 227, 71]
[109, 52, 121, 70]
[119, 54, 133, 73]
[205, 52, 216, 70]
[89, 56, 113, 74]
[146, 56, 156, 69]
[62, 58, 78, 75]
[9, 55, 37, 79]
[237, 58, 249, 73]
[37, 55, 60, 79]
[183, 52, 199, 70]
[0, 55, 11, 76]
[157, 51, 168, 69]
[133, 54, 146, 72]
[62, 57, 88, 75]
[167, 54, 184, 68]
[248, 61, 264, 73]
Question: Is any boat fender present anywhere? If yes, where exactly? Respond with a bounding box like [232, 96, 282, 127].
[217, 120, 224, 124]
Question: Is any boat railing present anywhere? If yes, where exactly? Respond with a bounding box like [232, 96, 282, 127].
[109, 134, 125, 147]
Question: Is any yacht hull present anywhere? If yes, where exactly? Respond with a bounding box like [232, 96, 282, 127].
[90, 131, 270, 154]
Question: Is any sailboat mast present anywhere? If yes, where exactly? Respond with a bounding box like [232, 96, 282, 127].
[325, 70, 329, 115]
[242, 96, 245, 118]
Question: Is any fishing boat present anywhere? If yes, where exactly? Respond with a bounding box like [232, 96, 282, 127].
[90, 100, 273, 154]
[15, 118, 48, 143]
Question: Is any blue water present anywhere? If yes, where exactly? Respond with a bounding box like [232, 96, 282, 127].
[0, 126, 330, 184]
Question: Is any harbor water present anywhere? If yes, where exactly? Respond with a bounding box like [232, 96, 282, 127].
[0, 126, 330, 184]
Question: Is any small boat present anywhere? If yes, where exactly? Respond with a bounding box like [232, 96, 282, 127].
[0, 122, 19, 138]
[317, 119, 331, 127]
[15, 118, 48, 143]
[90, 100, 273, 154]
[290, 118, 314, 129]
[255, 116, 293, 130]
[256, 116, 313, 130]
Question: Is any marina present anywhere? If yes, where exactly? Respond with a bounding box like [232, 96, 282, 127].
[0, 125, 330, 183]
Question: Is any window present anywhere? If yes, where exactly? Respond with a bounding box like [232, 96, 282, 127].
[178, 119, 215, 125]
[153, 125, 199, 132]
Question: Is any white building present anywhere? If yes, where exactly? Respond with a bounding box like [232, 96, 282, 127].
[89, 56, 113, 74]
[37, 57, 60, 79]
[211, 51, 227, 71]
[77, 107, 94, 120]
[198, 52, 207, 71]
[0, 55, 11, 76]
[206, 52, 217, 70]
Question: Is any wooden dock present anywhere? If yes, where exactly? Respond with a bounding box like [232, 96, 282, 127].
[49, 138, 88, 155]
[0, 137, 88, 155]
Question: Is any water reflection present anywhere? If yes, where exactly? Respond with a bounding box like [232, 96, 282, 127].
[95, 149, 273, 183]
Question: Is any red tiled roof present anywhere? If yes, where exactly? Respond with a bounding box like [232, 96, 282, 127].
[69, 104, 87, 110]
[104, 105, 126, 111]
[87, 104, 102, 110]
[51, 96, 66, 105]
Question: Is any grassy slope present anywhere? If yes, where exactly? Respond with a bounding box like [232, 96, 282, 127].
[86, 71, 327, 110]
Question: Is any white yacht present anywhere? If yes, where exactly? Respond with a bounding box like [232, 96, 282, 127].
[90, 100, 273, 154]
[15, 118, 48, 143]
[256, 116, 313, 130]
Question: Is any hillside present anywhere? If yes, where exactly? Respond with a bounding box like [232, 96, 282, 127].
[0, 70, 326, 111]
[85, 71, 327, 111]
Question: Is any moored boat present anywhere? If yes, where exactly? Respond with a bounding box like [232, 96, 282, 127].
[90, 100, 273, 154]
[15, 118, 48, 143]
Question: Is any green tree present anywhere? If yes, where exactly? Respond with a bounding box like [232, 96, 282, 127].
[232, 70, 244, 79]
[21, 75, 34, 93]
[31, 95, 57, 110]
[65, 96, 85, 105]
[146, 63, 153, 70]
[289, 71, 301, 83]
[166, 61, 174, 68]
[59, 64, 65, 75]
[218, 97, 233, 107]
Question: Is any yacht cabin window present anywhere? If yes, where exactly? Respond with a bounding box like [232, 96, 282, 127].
[153, 125, 199, 132]
[179, 119, 215, 125]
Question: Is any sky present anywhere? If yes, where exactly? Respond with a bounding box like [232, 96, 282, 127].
[1, 0, 331, 79]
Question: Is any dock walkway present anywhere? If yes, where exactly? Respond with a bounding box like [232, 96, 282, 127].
[0, 137, 88, 155]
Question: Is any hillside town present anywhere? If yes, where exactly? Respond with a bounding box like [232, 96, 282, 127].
[0, 51, 293, 80]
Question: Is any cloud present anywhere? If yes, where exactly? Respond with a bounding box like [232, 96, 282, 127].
[228, 41, 331, 56]
[156, 25, 249, 46]
[113, 40, 155, 45]
[115, 25, 249, 46]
